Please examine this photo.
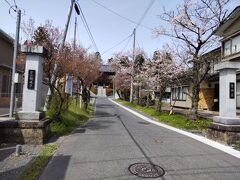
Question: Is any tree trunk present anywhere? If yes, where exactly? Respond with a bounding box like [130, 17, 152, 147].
[83, 101, 88, 111]
[146, 94, 149, 108]
[190, 58, 201, 120]
[156, 99, 162, 112]
[82, 86, 89, 111]
[137, 85, 140, 105]
[116, 90, 121, 99]
[156, 91, 163, 112]
[190, 83, 200, 120]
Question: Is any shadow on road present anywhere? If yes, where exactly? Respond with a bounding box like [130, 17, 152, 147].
[39, 155, 71, 180]
[96, 104, 115, 109]
[82, 119, 116, 131]
[95, 110, 116, 118]
[0, 165, 25, 180]
[0, 145, 15, 161]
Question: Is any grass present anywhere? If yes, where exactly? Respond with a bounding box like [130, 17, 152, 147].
[233, 143, 240, 151]
[115, 99, 212, 131]
[19, 144, 58, 180]
[50, 100, 93, 136]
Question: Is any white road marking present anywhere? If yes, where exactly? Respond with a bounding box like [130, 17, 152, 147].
[109, 98, 240, 159]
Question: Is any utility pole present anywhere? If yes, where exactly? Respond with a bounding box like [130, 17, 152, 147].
[73, 17, 77, 50]
[44, 0, 75, 111]
[130, 28, 136, 103]
[73, 16, 80, 109]
[9, 9, 21, 117]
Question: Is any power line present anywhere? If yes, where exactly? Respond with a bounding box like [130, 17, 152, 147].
[121, 34, 133, 52]
[77, 2, 99, 52]
[102, 34, 133, 55]
[136, 38, 141, 49]
[3, 0, 11, 6]
[13, 0, 16, 6]
[79, 11, 98, 52]
[135, 0, 156, 29]
[90, 0, 151, 30]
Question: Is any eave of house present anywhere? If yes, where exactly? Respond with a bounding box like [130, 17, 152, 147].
[0, 28, 14, 45]
[0, 64, 23, 73]
[100, 65, 116, 75]
[214, 6, 240, 37]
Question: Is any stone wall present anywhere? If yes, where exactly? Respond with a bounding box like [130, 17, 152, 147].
[0, 119, 52, 144]
[207, 123, 240, 145]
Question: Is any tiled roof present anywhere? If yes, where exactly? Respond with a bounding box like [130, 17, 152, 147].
[100, 65, 115, 73]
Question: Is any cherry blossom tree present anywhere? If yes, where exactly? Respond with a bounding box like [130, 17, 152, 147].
[21, 19, 101, 117]
[109, 53, 131, 100]
[110, 49, 146, 101]
[154, 0, 231, 118]
[72, 47, 101, 110]
[142, 49, 181, 112]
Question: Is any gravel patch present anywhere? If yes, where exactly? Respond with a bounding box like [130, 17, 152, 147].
[0, 144, 42, 180]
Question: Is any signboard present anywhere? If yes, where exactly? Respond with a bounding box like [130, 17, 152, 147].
[229, 82, 235, 99]
[27, 70, 36, 90]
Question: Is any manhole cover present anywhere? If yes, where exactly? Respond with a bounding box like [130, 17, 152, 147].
[128, 163, 165, 178]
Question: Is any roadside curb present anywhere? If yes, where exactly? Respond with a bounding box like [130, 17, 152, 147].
[109, 98, 240, 159]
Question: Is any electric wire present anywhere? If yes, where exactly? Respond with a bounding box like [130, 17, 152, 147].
[135, 0, 156, 29]
[90, 0, 151, 30]
[121, 34, 133, 53]
[136, 38, 141, 49]
[3, 0, 11, 6]
[102, 34, 133, 55]
[79, 12, 98, 52]
[77, 3, 99, 52]
[13, 0, 16, 6]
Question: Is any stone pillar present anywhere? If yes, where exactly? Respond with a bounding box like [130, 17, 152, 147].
[18, 45, 47, 120]
[0, 45, 52, 144]
[207, 61, 240, 144]
[213, 62, 240, 124]
[219, 69, 236, 117]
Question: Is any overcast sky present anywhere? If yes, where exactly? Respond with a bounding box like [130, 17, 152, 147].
[0, 0, 238, 62]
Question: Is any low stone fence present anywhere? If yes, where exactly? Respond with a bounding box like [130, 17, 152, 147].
[0, 118, 52, 144]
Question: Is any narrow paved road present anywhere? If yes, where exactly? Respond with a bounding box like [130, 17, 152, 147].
[40, 98, 240, 180]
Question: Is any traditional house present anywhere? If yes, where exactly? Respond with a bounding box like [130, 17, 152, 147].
[92, 64, 115, 96]
[207, 6, 240, 144]
[171, 6, 240, 113]
[0, 29, 22, 107]
[170, 47, 221, 111]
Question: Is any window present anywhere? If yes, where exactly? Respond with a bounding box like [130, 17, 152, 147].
[224, 40, 231, 56]
[172, 86, 188, 101]
[223, 35, 240, 57]
[232, 36, 240, 54]
[1, 75, 10, 97]
[182, 87, 188, 100]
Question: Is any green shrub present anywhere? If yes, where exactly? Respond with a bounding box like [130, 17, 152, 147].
[46, 93, 68, 121]
[50, 99, 93, 136]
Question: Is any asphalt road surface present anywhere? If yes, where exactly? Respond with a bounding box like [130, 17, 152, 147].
[39, 97, 240, 180]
